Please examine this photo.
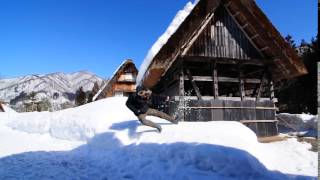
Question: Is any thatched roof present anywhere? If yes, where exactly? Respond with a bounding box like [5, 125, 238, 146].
[139, 0, 307, 89]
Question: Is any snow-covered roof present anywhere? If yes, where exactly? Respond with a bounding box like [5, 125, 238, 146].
[136, 1, 199, 85]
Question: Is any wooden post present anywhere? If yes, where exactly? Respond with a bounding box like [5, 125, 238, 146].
[269, 79, 275, 101]
[179, 68, 185, 121]
[213, 62, 219, 99]
[185, 68, 202, 100]
[239, 69, 245, 101]
[253, 72, 266, 101]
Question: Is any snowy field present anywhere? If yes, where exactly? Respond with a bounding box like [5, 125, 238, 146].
[0, 97, 317, 180]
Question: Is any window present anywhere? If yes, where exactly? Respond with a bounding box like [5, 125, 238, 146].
[114, 91, 124, 97]
[119, 73, 136, 82]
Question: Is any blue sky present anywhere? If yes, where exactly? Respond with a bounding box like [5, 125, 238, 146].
[0, 0, 317, 79]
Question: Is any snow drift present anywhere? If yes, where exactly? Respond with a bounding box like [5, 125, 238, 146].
[5, 98, 136, 141]
[0, 97, 317, 179]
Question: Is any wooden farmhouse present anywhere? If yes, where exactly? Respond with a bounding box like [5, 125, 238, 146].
[94, 59, 138, 100]
[137, 0, 307, 137]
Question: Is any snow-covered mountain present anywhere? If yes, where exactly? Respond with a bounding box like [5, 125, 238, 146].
[0, 71, 104, 111]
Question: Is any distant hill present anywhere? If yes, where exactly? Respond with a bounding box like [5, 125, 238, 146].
[0, 71, 104, 112]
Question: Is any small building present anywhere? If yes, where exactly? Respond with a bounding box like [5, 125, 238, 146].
[94, 59, 138, 100]
[137, 0, 307, 137]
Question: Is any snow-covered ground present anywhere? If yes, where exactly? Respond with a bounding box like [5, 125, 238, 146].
[0, 98, 317, 180]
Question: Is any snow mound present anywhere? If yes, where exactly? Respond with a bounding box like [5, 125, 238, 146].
[136, 1, 198, 85]
[0, 98, 317, 179]
[5, 97, 136, 141]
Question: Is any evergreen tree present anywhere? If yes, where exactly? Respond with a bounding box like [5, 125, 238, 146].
[277, 36, 318, 114]
[285, 35, 296, 49]
[75, 87, 87, 106]
[87, 82, 100, 103]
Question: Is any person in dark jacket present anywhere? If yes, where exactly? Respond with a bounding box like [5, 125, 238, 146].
[126, 86, 178, 132]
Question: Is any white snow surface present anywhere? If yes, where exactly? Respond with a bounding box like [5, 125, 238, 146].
[136, 1, 198, 85]
[0, 97, 317, 179]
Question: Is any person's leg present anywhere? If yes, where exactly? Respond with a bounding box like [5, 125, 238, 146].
[138, 113, 162, 132]
[146, 108, 178, 124]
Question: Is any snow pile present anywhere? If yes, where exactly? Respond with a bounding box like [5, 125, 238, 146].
[277, 113, 318, 137]
[4, 98, 136, 141]
[0, 97, 317, 179]
[136, 1, 198, 85]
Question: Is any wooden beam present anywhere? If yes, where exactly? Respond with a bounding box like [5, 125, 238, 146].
[219, 77, 261, 84]
[184, 76, 212, 81]
[269, 79, 275, 100]
[240, 120, 278, 123]
[181, 56, 269, 66]
[259, 46, 270, 52]
[182, 76, 261, 83]
[179, 68, 185, 121]
[233, 11, 240, 17]
[173, 96, 277, 102]
[179, 69, 185, 97]
[182, 107, 278, 110]
[252, 72, 267, 100]
[241, 23, 249, 29]
[250, 34, 259, 40]
[213, 63, 219, 99]
[243, 69, 264, 77]
[239, 70, 246, 100]
[185, 69, 202, 100]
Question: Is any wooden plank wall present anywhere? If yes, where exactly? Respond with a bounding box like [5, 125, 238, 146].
[168, 99, 276, 122]
[168, 99, 277, 137]
[187, 7, 261, 60]
[243, 121, 278, 137]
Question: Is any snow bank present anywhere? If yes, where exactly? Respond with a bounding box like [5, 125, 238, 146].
[4, 97, 137, 141]
[136, 1, 198, 85]
[277, 113, 318, 137]
[0, 98, 317, 179]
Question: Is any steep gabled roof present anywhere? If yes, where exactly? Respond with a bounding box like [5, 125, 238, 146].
[138, 0, 307, 89]
[93, 59, 138, 100]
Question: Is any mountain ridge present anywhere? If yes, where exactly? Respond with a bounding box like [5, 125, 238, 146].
[0, 71, 104, 111]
